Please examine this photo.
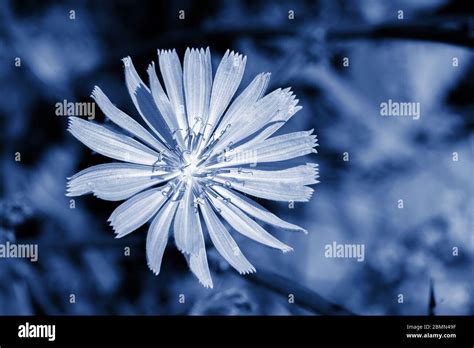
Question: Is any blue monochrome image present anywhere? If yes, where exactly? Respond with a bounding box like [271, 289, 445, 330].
[67, 49, 318, 287]
[0, 0, 473, 329]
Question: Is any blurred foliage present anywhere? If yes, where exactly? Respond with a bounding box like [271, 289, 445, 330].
[0, 0, 472, 314]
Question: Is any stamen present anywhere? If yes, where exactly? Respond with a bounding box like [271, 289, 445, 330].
[236, 168, 253, 175]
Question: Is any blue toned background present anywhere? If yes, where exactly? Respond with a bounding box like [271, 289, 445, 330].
[0, 0, 473, 315]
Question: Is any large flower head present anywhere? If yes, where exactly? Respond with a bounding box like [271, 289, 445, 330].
[67, 48, 319, 288]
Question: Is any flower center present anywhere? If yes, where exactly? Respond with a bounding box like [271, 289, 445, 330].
[180, 153, 199, 178]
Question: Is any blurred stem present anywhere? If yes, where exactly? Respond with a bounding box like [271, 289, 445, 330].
[429, 279, 436, 316]
[208, 252, 355, 315]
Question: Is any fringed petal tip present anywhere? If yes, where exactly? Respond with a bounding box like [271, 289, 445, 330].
[293, 105, 303, 114]
[114, 225, 138, 239]
[199, 280, 214, 289]
[157, 48, 177, 56]
[66, 116, 74, 131]
[255, 72, 272, 87]
[185, 47, 210, 55]
[65, 177, 79, 196]
[225, 49, 246, 61]
[281, 87, 292, 97]
[67, 116, 89, 134]
[146, 61, 155, 74]
[292, 187, 314, 203]
[311, 134, 319, 153]
[239, 266, 256, 275]
[176, 245, 190, 255]
[90, 85, 102, 100]
[304, 162, 320, 186]
[147, 263, 161, 276]
[121, 56, 132, 66]
[65, 184, 76, 196]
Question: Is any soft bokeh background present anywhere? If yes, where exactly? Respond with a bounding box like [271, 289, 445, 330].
[0, 0, 473, 315]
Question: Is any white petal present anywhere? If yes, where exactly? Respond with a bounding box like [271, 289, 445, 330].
[173, 182, 202, 254]
[188, 248, 213, 288]
[212, 72, 270, 143]
[211, 185, 306, 233]
[109, 187, 171, 238]
[66, 162, 177, 201]
[239, 104, 302, 149]
[146, 199, 179, 275]
[209, 88, 297, 157]
[91, 86, 169, 155]
[216, 163, 319, 186]
[147, 62, 181, 143]
[184, 47, 212, 130]
[202, 50, 246, 142]
[123, 56, 175, 145]
[208, 130, 317, 169]
[200, 201, 255, 274]
[206, 192, 293, 252]
[211, 176, 314, 202]
[158, 49, 188, 142]
[173, 181, 213, 287]
[67, 117, 163, 166]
